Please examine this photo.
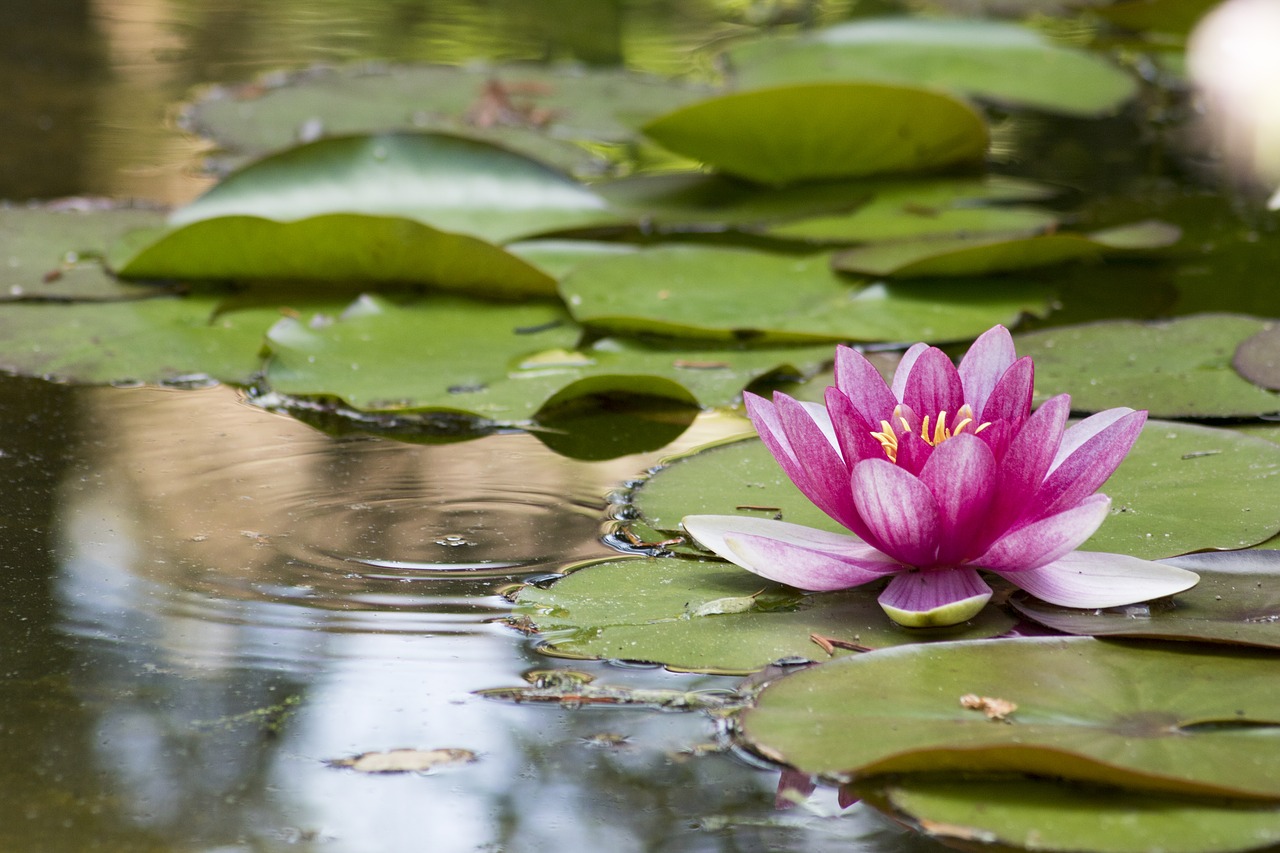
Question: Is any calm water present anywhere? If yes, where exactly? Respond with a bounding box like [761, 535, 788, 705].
[0, 1, 954, 851]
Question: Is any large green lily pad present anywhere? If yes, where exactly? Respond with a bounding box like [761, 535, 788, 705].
[514, 556, 1014, 674]
[738, 637, 1280, 798]
[1017, 316, 1280, 418]
[184, 64, 717, 178]
[559, 245, 1053, 343]
[832, 221, 1180, 278]
[641, 83, 988, 187]
[1234, 325, 1280, 391]
[631, 419, 1280, 561]
[262, 294, 836, 422]
[865, 776, 1280, 853]
[727, 18, 1137, 117]
[1011, 550, 1280, 648]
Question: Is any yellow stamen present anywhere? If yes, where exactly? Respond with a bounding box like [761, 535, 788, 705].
[869, 402, 992, 464]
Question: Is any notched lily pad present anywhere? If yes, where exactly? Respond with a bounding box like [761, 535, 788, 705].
[738, 637, 1280, 799]
[1017, 316, 1280, 418]
[641, 83, 988, 187]
[831, 221, 1180, 278]
[327, 747, 477, 774]
[559, 245, 1053, 343]
[1012, 550, 1280, 648]
[514, 556, 1014, 674]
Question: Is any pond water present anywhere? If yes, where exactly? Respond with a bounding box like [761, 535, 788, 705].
[0, 1, 962, 850]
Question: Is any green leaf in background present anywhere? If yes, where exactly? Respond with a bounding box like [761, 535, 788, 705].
[1234, 324, 1280, 390]
[514, 556, 1013, 674]
[0, 205, 168, 302]
[1096, 0, 1224, 38]
[1017, 315, 1280, 417]
[631, 419, 1280, 560]
[726, 18, 1137, 117]
[559, 245, 1053, 343]
[113, 214, 560, 298]
[263, 294, 836, 422]
[183, 64, 717, 178]
[864, 776, 1280, 853]
[641, 83, 988, 186]
[0, 295, 279, 386]
[1011, 550, 1280, 648]
[832, 221, 1180, 278]
[738, 637, 1280, 799]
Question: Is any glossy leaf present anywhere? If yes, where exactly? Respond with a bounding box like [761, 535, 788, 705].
[514, 556, 1013, 674]
[1012, 550, 1280, 648]
[832, 221, 1180, 278]
[632, 419, 1280, 560]
[1017, 316, 1280, 417]
[728, 18, 1137, 117]
[641, 83, 988, 186]
[738, 636, 1280, 798]
[866, 776, 1280, 853]
[559, 245, 1053, 343]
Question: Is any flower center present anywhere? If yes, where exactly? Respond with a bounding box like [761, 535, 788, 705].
[871, 404, 990, 464]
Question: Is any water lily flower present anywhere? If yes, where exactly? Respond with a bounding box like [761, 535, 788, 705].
[682, 325, 1199, 628]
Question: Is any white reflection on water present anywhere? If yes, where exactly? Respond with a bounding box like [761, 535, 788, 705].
[47, 384, 931, 853]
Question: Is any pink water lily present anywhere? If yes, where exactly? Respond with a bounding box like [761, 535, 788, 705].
[681, 325, 1199, 628]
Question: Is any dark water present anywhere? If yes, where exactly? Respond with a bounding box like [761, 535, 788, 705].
[0, 2, 958, 850]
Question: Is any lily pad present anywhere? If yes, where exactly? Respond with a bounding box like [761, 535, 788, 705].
[0, 294, 279, 386]
[110, 133, 622, 297]
[738, 636, 1280, 799]
[832, 221, 1180, 278]
[514, 556, 1014, 674]
[631, 419, 1280, 561]
[559, 245, 1054, 343]
[727, 18, 1137, 118]
[641, 83, 988, 187]
[1235, 324, 1280, 391]
[262, 294, 836, 422]
[1017, 316, 1280, 418]
[184, 63, 717, 178]
[865, 776, 1280, 853]
[1011, 550, 1280, 648]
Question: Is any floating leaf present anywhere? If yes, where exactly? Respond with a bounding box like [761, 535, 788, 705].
[327, 747, 477, 774]
[514, 557, 1013, 674]
[632, 420, 1280, 560]
[559, 245, 1053, 343]
[832, 221, 1180, 278]
[641, 83, 988, 187]
[1096, 0, 1223, 37]
[738, 637, 1280, 799]
[864, 776, 1280, 853]
[1011, 550, 1280, 648]
[184, 64, 716, 178]
[768, 204, 1058, 244]
[1017, 316, 1280, 417]
[727, 18, 1137, 117]
[1235, 324, 1280, 391]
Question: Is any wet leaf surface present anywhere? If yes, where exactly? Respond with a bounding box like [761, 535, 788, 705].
[738, 637, 1280, 798]
[327, 747, 478, 774]
[1012, 550, 1280, 648]
[641, 83, 988, 186]
[514, 557, 1013, 674]
[632, 419, 1280, 561]
[1017, 316, 1280, 418]
[559, 245, 1053, 343]
[865, 776, 1280, 853]
[1234, 324, 1280, 391]
[727, 18, 1137, 117]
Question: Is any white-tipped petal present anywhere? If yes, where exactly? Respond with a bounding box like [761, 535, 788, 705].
[995, 550, 1200, 608]
[877, 568, 993, 627]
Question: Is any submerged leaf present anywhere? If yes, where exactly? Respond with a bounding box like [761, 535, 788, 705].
[327, 748, 477, 774]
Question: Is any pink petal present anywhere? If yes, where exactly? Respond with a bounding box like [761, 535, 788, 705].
[901, 347, 966, 422]
[1049, 408, 1143, 474]
[996, 550, 1199, 608]
[680, 515, 902, 591]
[776, 394, 862, 531]
[1032, 409, 1146, 521]
[852, 458, 942, 567]
[891, 342, 929, 402]
[893, 429, 933, 476]
[834, 345, 897, 425]
[958, 325, 1016, 417]
[919, 433, 997, 565]
[975, 356, 1034, 448]
[877, 568, 993, 627]
[825, 386, 885, 466]
[974, 494, 1112, 571]
[979, 393, 1070, 544]
[798, 400, 840, 453]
